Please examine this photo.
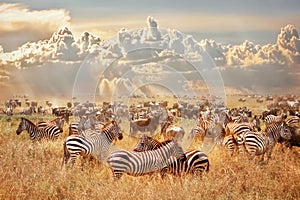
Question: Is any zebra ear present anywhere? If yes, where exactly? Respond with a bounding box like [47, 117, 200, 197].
[111, 120, 117, 125]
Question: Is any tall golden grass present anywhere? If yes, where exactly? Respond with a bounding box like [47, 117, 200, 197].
[0, 97, 300, 200]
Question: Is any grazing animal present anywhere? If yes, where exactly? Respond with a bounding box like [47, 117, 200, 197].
[264, 114, 287, 125]
[285, 116, 300, 127]
[37, 117, 65, 132]
[222, 134, 237, 156]
[133, 135, 209, 177]
[2, 107, 13, 116]
[188, 126, 206, 142]
[16, 117, 62, 142]
[225, 122, 259, 153]
[161, 120, 185, 141]
[242, 122, 292, 162]
[107, 139, 186, 179]
[279, 126, 300, 148]
[129, 114, 160, 136]
[62, 120, 123, 168]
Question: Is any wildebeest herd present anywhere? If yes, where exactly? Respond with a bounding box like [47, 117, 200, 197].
[2, 94, 300, 179]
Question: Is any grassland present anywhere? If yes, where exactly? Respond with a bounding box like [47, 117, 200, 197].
[0, 96, 299, 200]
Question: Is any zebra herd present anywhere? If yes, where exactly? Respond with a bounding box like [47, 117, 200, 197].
[13, 99, 300, 179]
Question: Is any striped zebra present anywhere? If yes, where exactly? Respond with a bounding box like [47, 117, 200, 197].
[264, 113, 287, 125]
[62, 120, 123, 168]
[222, 134, 237, 156]
[16, 117, 62, 141]
[133, 135, 209, 177]
[198, 115, 210, 133]
[242, 122, 292, 162]
[225, 121, 260, 154]
[187, 114, 215, 142]
[285, 116, 300, 126]
[106, 139, 186, 179]
[188, 126, 206, 142]
[68, 121, 80, 135]
[37, 116, 65, 132]
[69, 121, 104, 136]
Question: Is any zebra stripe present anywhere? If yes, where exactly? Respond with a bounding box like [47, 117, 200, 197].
[189, 126, 206, 139]
[264, 114, 287, 125]
[68, 121, 80, 135]
[285, 116, 300, 126]
[37, 116, 65, 132]
[107, 139, 186, 179]
[16, 117, 62, 141]
[243, 122, 291, 161]
[133, 135, 209, 176]
[222, 135, 237, 156]
[62, 120, 123, 167]
[198, 116, 210, 133]
[68, 116, 104, 136]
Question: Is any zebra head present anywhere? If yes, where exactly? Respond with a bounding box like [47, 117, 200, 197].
[16, 117, 27, 135]
[109, 120, 123, 140]
[252, 115, 261, 132]
[166, 139, 186, 162]
[133, 135, 159, 152]
[133, 135, 148, 152]
[279, 123, 292, 140]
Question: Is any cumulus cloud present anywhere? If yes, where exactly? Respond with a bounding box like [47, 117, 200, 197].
[2, 16, 299, 69]
[1, 16, 300, 96]
[203, 24, 300, 67]
[0, 3, 71, 51]
[277, 24, 300, 63]
[0, 27, 81, 68]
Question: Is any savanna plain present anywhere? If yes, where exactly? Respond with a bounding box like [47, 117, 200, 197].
[0, 96, 299, 200]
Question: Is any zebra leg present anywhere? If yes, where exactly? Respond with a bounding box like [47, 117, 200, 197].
[266, 148, 273, 162]
[160, 167, 168, 179]
[259, 153, 265, 163]
[61, 141, 70, 169]
[81, 156, 88, 170]
[69, 153, 79, 168]
[112, 170, 123, 180]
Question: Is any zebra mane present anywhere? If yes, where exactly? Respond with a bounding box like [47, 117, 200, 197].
[141, 135, 159, 142]
[159, 139, 174, 146]
[21, 117, 36, 127]
[142, 135, 174, 146]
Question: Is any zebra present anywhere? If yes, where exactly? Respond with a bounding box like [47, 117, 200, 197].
[62, 120, 123, 168]
[68, 119, 104, 136]
[187, 113, 216, 142]
[37, 116, 65, 132]
[264, 113, 287, 126]
[242, 122, 292, 162]
[133, 135, 209, 177]
[68, 121, 80, 135]
[16, 117, 62, 141]
[106, 139, 186, 179]
[285, 116, 300, 126]
[222, 134, 237, 156]
[198, 115, 210, 133]
[68, 114, 99, 136]
[188, 126, 206, 142]
[224, 121, 260, 154]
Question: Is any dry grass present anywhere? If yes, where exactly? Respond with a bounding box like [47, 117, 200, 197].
[0, 97, 300, 200]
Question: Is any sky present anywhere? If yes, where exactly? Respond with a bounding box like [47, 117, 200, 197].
[1, 0, 300, 51]
[0, 0, 299, 98]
